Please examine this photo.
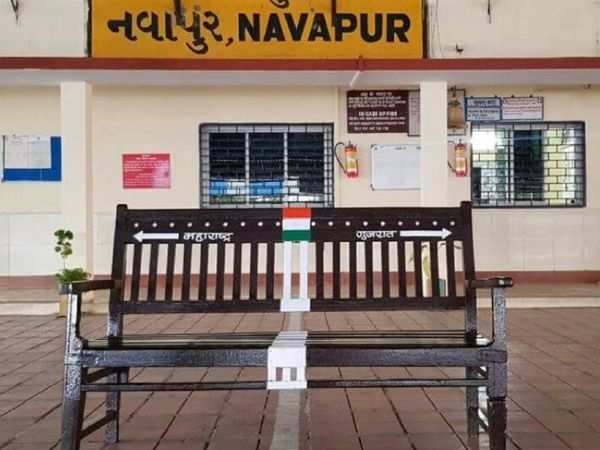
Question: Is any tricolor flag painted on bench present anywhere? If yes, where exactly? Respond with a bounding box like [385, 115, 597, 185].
[282, 208, 312, 242]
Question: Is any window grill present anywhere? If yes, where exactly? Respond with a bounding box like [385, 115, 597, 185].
[471, 122, 585, 208]
[200, 123, 334, 208]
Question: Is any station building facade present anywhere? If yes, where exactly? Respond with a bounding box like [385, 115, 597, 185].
[0, 0, 599, 286]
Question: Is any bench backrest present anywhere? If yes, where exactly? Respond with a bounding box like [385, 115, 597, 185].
[108, 202, 475, 315]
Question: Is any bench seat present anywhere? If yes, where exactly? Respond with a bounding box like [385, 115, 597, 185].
[80, 331, 497, 370]
[86, 330, 491, 351]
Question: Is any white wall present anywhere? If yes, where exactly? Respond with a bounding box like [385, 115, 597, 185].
[1, 1, 599, 278]
[429, 0, 600, 58]
[0, 1, 86, 57]
[336, 88, 421, 208]
[82, 84, 600, 274]
[338, 84, 600, 272]
[466, 86, 600, 272]
[0, 87, 62, 276]
[91, 86, 338, 274]
[1, 84, 600, 276]
[0, 88, 62, 214]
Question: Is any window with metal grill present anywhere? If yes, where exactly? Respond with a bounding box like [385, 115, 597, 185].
[200, 124, 334, 208]
[471, 122, 585, 208]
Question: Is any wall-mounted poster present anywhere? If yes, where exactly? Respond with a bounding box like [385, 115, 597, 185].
[92, 0, 424, 60]
[1, 135, 62, 182]
[123, 153, 171, 189]
[466, 97, 502, 122]
[407, 89, 466, 136]
[347, 90, 409, 133]
[501, 96, 544, 121]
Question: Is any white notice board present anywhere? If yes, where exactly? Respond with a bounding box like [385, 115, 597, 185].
[4, 135, 52, 169]
[371, 144, 420, 191]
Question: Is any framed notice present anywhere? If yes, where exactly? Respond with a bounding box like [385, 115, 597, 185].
[1, 135, 62, 182]
[370, 144, 420, 190]
[123, 153, 171, 189]
[466, 97, 502, 122]
[347, 90, 409, 134]
[502, 96, 544, 121]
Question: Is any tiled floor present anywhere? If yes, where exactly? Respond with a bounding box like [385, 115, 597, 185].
[2, 308, 600, 449]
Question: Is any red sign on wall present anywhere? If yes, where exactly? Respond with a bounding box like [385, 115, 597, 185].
[122, 154, 171, 189]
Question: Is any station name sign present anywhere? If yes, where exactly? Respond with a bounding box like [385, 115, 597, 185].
[91, 0, 423, 59]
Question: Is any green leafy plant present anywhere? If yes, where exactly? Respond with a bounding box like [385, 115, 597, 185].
[54, 229, 89, 286]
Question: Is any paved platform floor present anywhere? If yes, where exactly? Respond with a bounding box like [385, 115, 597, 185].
[2, 308, 600, 449]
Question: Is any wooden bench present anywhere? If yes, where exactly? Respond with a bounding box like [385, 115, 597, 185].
[61, 201, 512, 450]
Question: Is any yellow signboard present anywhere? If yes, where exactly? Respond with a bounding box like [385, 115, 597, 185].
[91, 0, 423, 59]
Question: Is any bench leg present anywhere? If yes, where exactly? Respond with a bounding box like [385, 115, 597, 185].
[61, 365, 86, 450]
[487, 362, 507, 450]
[105, 368, 128, 445]
[466, 367, 480, 436]
[488, 398, 507, 450]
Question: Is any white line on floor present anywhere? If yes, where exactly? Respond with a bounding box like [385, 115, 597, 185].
[269, 312, 305, 450]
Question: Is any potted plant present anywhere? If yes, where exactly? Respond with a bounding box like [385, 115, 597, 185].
[54, 229, 88, 316]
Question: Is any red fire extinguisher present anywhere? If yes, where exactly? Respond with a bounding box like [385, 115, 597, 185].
[453, 141, 468, 177]
[335, 142, 359, 178]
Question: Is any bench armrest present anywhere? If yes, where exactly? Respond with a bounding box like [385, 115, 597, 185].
[467, 277, 513, 289]
[466, 277, 511, 351]
[70, 279, 122, 295]
[64, 279, 122, 362]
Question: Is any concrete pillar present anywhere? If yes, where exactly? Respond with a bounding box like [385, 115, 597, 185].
[60, 82, 93, 274]
[419, 81, 449, 296]
[419, 81, 448, 207]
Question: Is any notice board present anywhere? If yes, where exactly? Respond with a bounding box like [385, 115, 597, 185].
[1, 135, 62, 182]
[347, 90, 409, 133]
[501, 96, 544, 121]
[123, 153, 171, 189]
[370, 144, 420, 190]
[466, 97, 502, 122]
